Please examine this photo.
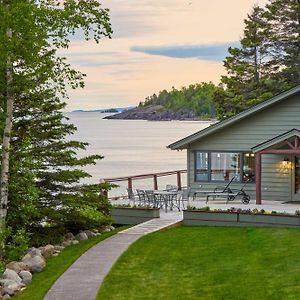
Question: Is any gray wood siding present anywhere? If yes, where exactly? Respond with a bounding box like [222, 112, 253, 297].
[188, 94, 300, 202]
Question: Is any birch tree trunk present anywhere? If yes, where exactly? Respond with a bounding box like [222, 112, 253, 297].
[0, 23, 13, 258]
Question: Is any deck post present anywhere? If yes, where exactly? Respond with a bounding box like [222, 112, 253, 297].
[177, 171, 182, 190]
[153, 175, 158, 190]
[255, 153, 262, 205]
[128, 177, 133, 190]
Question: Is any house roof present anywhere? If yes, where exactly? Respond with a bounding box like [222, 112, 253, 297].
[168, 85, 300, 150]
[251, 128, 300, 153]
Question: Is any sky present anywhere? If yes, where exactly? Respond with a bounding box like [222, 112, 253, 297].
[64, 0, 269, 111]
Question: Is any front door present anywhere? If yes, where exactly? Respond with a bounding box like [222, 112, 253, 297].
[292, 156, 300, 201]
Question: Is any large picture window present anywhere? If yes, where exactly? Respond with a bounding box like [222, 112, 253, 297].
[195, 151, 255, 183]
[211, 152, 240, 182]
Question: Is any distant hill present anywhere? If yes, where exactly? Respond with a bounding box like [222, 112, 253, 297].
[72, 107, 135, 113]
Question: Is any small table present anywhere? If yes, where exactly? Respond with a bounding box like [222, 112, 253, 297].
[154, 190, 178, 213]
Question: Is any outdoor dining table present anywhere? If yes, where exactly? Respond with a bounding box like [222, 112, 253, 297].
[154, 190, 178, 213]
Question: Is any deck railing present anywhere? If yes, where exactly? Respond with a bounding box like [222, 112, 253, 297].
[102, 169, 187, 199]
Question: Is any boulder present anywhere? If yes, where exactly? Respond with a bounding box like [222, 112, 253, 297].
[84, 230, 97, 238]
[75, 232, 88, 241]
[41, 244, 55, 259]
[71, 240, 79, 245]
[2, 282, 24, 296]
[54, 245, 65, 251]
[5, 262, 28, 274]
[61, 240, 72, 247]
[19, 271, 32, 285]
[109, 225, 115, 231]
[0, 279, 16, 287]
[26, 248, 42, 257]
[64, 232, 75, 240]
[2, 294, 11, 300]
[22, 255, 46, 273]
[2, 269, 22, 284]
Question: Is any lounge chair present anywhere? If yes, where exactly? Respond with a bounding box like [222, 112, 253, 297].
[206, 181, 250, 204]
[192, 176, 236, 200]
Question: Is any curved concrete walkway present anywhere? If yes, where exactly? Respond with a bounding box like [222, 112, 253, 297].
[44, 217, 182, 300]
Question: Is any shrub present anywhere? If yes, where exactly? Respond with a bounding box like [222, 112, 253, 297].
[5, 228, 30, 261]
[29, 225, 66, 247]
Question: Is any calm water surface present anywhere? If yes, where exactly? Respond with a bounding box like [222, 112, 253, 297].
[66, 112, 211, 196]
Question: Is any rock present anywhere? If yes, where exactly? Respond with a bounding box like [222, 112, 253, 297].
[109, 225, 115, 231]
[54, 245, 65, 251]
[71, 240, 79, 245]
[102, 228, 111, 233]
[2, 269, 22, 284]
[22, 255, 46, 273]
[19, 271, 32, 285]
[2, 294, 11, 300]
[41, 244, 55, 259]
[26, 247, 42, 257]
[2, 282, 24, 296]
[84, 230, 97, 238]
[75, 232, 88, 241]
[0, 279, 16, 287]
[64, 232, 75, 240]
[61, 240, 72, 247]
[5, 262, 28, 274]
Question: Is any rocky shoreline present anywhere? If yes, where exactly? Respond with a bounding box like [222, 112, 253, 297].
[103, 106, 206, 121]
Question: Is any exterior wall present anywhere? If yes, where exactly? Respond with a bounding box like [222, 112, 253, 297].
[188, 94, 300, 202]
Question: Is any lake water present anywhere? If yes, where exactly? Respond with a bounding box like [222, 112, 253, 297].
[65, 112, 211, 196]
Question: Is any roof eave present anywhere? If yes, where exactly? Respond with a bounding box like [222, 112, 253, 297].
[168, 85, 300, 150]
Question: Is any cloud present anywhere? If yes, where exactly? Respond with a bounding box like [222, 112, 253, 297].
[131, 42, 240, 61]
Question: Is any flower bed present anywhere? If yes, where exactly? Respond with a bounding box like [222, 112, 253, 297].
[111, 206, 160, 225]
[183, 207, 300, 228]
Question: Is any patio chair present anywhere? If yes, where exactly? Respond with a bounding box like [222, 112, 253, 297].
[136, 189, 146, 206]
[165, 184, 178, 192]
[145, 190, 157, 208]
[177, 186, 191, 210]
[126, 188, 138, 205]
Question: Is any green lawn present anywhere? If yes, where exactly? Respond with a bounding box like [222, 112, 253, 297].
[15, 226, 128, 300]
[97, 226, 300, 300]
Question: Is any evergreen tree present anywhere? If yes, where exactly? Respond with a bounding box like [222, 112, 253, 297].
[264, 0, 300, 85]
[214, 6, 276, 119]
[214, 2, 300, 119]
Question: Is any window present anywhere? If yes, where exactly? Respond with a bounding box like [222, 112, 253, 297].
[211, 152, 240, 182]
[195, 152, 208, 181]
[242, 153, 255, 183]
[195, 151, 255, 183]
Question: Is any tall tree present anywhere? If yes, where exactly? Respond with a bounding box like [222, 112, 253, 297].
[214, 5, 276, 119]
[214, 1, 300, 120]
[0, 0, 112, 258]
[264, 0, 300, 85]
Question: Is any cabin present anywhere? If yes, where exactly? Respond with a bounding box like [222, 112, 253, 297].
[168, 85, 300, 204]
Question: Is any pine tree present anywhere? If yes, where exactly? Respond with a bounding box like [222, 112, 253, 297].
[264, 0, 300, 85]
[214, 6, 276, 119]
